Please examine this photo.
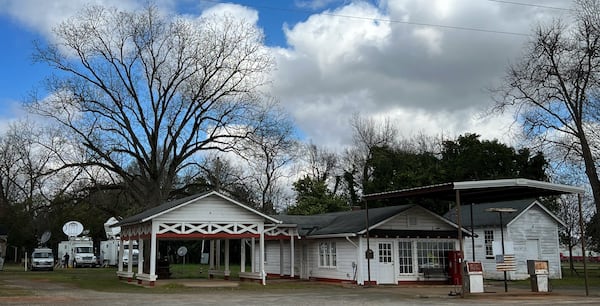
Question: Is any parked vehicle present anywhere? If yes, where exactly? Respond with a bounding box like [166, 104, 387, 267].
[100, 239, 139, 266]
[58, 237, 97, 268]
[31, 248, 54, 271]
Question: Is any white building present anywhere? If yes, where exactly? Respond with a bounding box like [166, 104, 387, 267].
[445, 199, 564, 280]
[113, 190, 468, 286]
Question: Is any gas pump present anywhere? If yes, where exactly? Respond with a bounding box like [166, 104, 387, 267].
[447, 251, 462, 285]
[527, 260, 549, 292]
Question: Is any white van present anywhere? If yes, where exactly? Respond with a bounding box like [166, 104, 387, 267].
[31, 248, 54, 271]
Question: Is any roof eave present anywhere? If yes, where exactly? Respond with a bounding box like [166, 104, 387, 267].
[306, 233, 357, 239]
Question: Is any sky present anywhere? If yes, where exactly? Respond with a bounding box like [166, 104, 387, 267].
[0, 0, 575, 151]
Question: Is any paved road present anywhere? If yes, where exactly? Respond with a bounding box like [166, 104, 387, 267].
[1, 278, 600, 306]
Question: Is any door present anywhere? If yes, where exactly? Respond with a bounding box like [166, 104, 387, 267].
[377, 241, 396, 284]
[525, 239, 540, 260]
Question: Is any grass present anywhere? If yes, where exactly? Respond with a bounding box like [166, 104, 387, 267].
[0, 262, 337, 296]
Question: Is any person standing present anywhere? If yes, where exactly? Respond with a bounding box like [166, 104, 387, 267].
[63, 253, 70, 268]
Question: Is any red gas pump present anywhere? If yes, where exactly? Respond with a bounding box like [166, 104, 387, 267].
[447, 251, 462, 285]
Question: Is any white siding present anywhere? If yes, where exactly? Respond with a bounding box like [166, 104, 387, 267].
[463, 227, 504, 279]
[377, 207, 455, 231]
[509, 205, 562, 279]
[155, 194, 264, 223]
[261, 239, 358, 282]
[464, 205, 563, 280]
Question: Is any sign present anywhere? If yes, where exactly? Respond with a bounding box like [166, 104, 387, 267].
[496, 254, 516, 271]
[467, 262, 483, 272]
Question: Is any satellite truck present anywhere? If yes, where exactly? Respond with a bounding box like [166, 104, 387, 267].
[30, 231, 54, 271]
[57, 221, 97, 268]
[99, 217, 139, 266]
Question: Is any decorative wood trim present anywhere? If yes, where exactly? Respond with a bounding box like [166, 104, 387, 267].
[121, 222, 152, 240]
[157, 222, 260, 235]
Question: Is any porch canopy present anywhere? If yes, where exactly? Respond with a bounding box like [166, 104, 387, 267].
[362, 178, 588, 295]
[111, 190, 296, 286]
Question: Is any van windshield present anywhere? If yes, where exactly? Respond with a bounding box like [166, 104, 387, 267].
[76, 247, 93, 253]
[33, 252, 53, 259]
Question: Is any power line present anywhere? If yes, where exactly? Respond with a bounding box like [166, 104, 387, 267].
[199, 0, 532, 37]
[486, 0, 573, 11]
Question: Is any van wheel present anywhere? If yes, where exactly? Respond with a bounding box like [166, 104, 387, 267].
[73, 261, 77, 268]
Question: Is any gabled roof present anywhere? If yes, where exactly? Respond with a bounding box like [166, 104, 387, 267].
[444, 198, 565, 228]
[114, 190, 281, 227]
[276, 205, 469, 238]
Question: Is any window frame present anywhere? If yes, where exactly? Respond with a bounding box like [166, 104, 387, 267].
[484, 230, 494, 259]
[318, 241, 337, 268]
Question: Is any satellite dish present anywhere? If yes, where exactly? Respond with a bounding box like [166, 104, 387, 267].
[104, 217, 121, 239]
[62, 221, 84, 237]
[177, 246, 188, 257]
[40, 231, 51, 244]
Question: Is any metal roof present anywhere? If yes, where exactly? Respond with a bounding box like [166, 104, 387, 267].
[363, 178, 585, 203]
[443, 198, 565, 227]
[113, 190, 281, 228]
[275, 204, 470, 238]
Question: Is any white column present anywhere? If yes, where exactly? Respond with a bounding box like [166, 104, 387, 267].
[259, 224, 265, 285]
[357, 237, 364, 285]
[290, 233, 295, 278]
[216, 239, 221, 269]
[209, 240, 215, 269]
[225, 239, 230, 274]
[127, 240, 133, 275]
[118, 238, 125, 273]
[280, 239, 284, 277]
[149, 223, 157, 277]
[240, 239, 246, 273]
[137, 238, 144, 275]
[251, 237, 256, 273]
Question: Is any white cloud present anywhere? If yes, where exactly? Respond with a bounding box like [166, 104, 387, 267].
[271, 0, 570, 150]
[200, 2, 259, 25]
[0, 0, 141, 39]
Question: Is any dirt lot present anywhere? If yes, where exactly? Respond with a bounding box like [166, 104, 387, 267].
[1, 277, 600, 306]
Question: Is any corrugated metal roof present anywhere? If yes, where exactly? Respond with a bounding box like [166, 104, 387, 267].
[363, 178, 584, 203]
[275, 205, 461, 237]
[444, 198, 536, 227]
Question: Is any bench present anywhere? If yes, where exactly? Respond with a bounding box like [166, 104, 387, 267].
[422, 267, 448, 280]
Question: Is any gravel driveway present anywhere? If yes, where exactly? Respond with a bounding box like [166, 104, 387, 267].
[1, 278, 600, 306]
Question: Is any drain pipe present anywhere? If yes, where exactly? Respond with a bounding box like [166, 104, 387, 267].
[346, 236, 359, 283]
[345, 236, 358, 248]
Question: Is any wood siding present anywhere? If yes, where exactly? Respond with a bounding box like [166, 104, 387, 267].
[464, 204, 562, 280]
[377, 206, 455, 231]
[260, 238, 358, 283]
[154, 195, 264, 223]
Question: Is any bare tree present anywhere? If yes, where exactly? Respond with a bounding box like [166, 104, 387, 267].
[240, 107, 297, 213]
[0, 120, 84, 249]
[28, 4, 274, 209]
[493, 0, 600, 211]
[342, 114, 398, 204]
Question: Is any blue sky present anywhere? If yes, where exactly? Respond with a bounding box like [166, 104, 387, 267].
[0, 0, 572, 149]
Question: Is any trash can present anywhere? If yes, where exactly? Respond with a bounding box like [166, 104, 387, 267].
[527, 260, 549, 292]
[464, 261, 484, 293]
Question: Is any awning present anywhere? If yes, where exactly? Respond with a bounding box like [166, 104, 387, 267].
[363, 178, 585, 203]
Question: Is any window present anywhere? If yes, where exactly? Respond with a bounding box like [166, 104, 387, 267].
[417, 241, 455, 272]
[398, 241, 413, 274]
[319, 242, 337, 268]
[378, 243, 392, 263]
[484, 230, 494, 258]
